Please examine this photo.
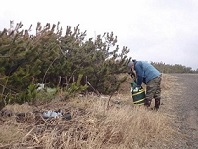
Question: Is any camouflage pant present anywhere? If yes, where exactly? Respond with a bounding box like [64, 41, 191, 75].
[145, 75, 162, 108]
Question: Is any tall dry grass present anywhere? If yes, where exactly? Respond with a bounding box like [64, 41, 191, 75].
[0, 74, 177, 149]
[0, 123, 25, 145]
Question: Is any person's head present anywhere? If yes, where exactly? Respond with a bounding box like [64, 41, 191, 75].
[127, 61, 136, 78]
[127, 61, 134, 70]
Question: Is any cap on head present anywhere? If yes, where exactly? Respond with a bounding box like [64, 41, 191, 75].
[127, 61, 134, 68]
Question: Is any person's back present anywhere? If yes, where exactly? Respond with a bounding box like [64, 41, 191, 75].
[134, 61, 161, 84]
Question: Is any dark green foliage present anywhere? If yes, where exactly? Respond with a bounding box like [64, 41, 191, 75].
[67, 74, 88, 96]
[0, 21, 130, 107]
[17, 83, 37, 104]
[151, 62, 197, 73]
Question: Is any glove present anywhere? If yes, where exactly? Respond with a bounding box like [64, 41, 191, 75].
[133, 87, 140, 92]
[130, 87, 133, 92]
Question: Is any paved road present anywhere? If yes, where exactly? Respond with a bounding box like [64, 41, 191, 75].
[169, 74, 198, 149]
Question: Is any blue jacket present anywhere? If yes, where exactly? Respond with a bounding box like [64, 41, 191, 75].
[134, 61, 161, 87]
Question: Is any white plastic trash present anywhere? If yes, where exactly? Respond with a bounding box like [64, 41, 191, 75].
[43, 110, 62, 118]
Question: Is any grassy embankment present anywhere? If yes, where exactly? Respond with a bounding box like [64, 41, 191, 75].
[0, 74, 178, 149]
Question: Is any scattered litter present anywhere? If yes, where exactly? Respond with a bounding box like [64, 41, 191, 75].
[0, 109, 13, 117]
[37, 83, 45, 91]
[64, 112, 72, 120]
[42, 110, 62, 119]
[1, 108, 72, 121]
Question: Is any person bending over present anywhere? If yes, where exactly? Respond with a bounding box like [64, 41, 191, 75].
[128, 60, 162, 110]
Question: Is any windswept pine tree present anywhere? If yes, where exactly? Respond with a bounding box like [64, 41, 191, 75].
[0, 21, 130, 108]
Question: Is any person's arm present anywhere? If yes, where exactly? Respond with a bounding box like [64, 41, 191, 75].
[135, 62, 143, 87]
[136, 76, 143, 87]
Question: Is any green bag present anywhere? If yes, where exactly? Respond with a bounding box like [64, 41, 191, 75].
[131, 82, 145, 105]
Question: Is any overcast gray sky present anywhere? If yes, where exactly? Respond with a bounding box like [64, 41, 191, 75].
[1, 0, 198, 70]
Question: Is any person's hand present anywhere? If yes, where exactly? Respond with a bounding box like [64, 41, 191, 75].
[133, 87, 140, 92]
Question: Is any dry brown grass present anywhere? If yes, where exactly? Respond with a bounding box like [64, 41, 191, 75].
[0, 74, 178, 149]
[0, 119, 27, 148]
[85, 101, 175, 149]
[2, 103, 34, 113]
[160, 74, 182, 108]
[161, 74, 173, 90]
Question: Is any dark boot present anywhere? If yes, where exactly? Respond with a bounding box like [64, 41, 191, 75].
[144, 99, 151, 107]
[155, 98, 160, 110]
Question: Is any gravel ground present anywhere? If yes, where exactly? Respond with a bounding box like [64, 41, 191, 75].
[161, 74, 198, 149]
